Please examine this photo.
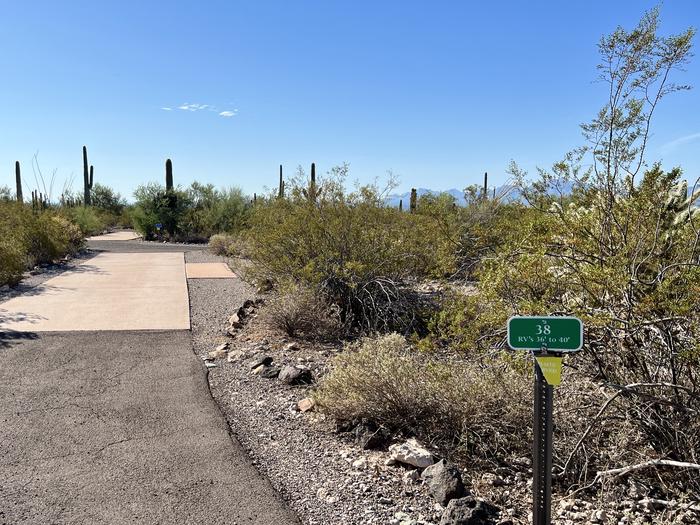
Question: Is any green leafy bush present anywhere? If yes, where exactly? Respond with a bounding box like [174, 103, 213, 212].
[242, 166, 451, 334]
[132, 182, 249, 241]
[90, 183, 126, 215]
[0, 202, 85, 285]
[61, 206, 106, 235]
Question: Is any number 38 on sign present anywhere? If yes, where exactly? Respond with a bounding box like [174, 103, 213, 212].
[507, 316, 583, 353]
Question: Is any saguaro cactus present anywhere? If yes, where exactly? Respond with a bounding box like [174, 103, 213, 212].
[309, 162, 317, 202]
[278, 165, 284, 198]
[15, 161, 23, 202]
[399, 199, 403, 212]
[483, 172, 488, 200]
[82, 146, 93, 205]
[302, 162, 319, 202]
[409, 188, 417, 213]
[165, 159, 173, 191]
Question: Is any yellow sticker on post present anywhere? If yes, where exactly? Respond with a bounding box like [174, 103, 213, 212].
[535, 356, 563, 386]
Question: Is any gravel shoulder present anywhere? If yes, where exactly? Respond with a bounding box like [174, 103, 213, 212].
[186, 251, 441, 525]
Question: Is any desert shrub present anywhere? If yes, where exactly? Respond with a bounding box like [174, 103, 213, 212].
[0, 230, 26, 285]
[0, 186, 13, 201]
[180, 183, 249, 238]
[242, 165, 452, 335]
[426, 166, 700, 491]
[315, 333, 531, 458]
[132, 182, 249, 241]
[132, 182, 190, 240]
[90, 183, 126, 215]
[25, 214, 81, 265]
[424, 11, 700, 493]
[0, 202, 85, 285]
[208, 234, 234, 256]
[61, 206, 106, 235]
[208, 233, 249, 257]
[261, 285, 343, 341]
[415, 191, 524, 279]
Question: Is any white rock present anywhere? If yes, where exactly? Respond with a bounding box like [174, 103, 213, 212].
[227, 349, 245, 362]
[388, 438, 433, 468]
[352, 458, 367, 470]
[559, 499, 576, 513]
[402, 469, 420, 484]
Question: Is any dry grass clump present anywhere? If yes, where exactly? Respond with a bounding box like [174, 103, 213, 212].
[315, 333, 532, 459]
[261, 285, 343, 341]
[208, 233, 249, 257]
[209, 233, 234, 256]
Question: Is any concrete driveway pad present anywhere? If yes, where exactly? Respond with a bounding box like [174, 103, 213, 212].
[0, 252, 189, 332]
[185, 262, 236, 279]
[87, 231, 142, 241]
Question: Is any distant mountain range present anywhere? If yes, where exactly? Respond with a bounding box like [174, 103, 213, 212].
[385, 186, 519, 207]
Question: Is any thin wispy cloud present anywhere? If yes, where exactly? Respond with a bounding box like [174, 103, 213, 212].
[178, 103, 210, 111]
[165, 102, 238, 118]
[660, 132, 700, 154]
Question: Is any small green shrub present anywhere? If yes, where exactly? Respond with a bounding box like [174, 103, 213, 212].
[0, 233, 26, 285]
[132, 182, 249, 241]
[0, 202, 85, 285]
[90, 183, 126, 215]
[61, 206, 106, 236]
[243, 166, 451, 335]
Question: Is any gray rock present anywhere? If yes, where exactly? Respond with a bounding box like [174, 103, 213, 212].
[260, 366, 281, 379]
[228, 313, 243, 329]
[249, 354, 273, 369]
[354, 421, 391, 450]
[278, 365, 312, 385]
[227, 349, 245, 363]
[421, 460, 467, 506]
[440, 496, 499, 525]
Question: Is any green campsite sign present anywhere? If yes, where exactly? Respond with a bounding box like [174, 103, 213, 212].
[507, 316, 583, 353]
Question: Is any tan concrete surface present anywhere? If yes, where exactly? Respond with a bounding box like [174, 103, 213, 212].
[185, 263, 236, 279]
[87, 231, 142, 241]
[0, 253, 190, 332]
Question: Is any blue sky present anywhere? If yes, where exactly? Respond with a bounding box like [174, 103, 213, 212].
[1, 1, 699, 200]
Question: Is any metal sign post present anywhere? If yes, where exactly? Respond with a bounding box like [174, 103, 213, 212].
[532, 348, 554, 525]
[507, 316, 583, 525]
